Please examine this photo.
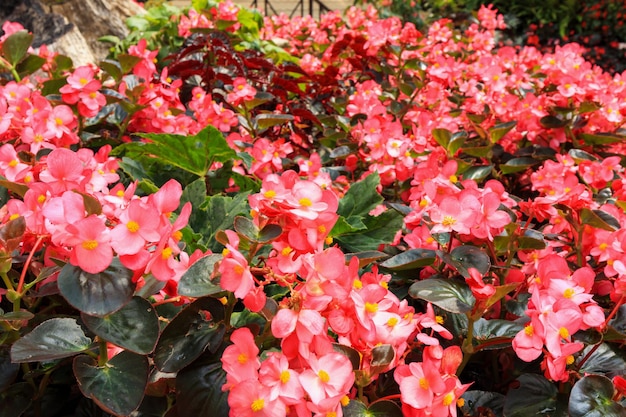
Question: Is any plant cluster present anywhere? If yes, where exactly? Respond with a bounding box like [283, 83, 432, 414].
[0, 1, 626, 417]
[373, 0, 626, 74]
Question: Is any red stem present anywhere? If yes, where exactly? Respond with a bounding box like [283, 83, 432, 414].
[16, 235, 44, 294]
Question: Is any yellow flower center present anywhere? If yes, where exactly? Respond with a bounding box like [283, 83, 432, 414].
[263, 189, 276, 198]
[281, 247, 293, 257]
[559, 327, 569, 339]
[524, 325, 534, 336]
[251, 398, 264, 412]
[8, 159, 18, 167]
[237, 353, 248, 364]
[318, 370, 330, 383]
[353, 279, 363, 289]
[435, 315, 444, 325]
[566, 355, 575, 365]
[126, 220, 140, 233]
[442, 392, 455, 406]
[442, 216, 457, 227]
[299, 198, 312, 207]
[280, 370, 290, 384]
[161, 247, 172, 260]
[82, 240, 98, 250]
[365, 302, 378, 314]
[563, 288, 575, 299]
[419, 377, 429, 390]
[387, 317, 398, 327]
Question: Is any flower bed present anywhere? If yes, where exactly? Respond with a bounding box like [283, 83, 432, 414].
[0, 1, 625, 416]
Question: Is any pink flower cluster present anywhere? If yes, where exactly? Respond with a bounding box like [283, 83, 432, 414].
[513, 255, 604, 381]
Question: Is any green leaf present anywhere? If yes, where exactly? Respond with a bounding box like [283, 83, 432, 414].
[74, 351, 149, 416]
[409, 278, 476, 314]
[489, 121, 517, 143]
[462, 145, 493, 158]
[379, 248, 438, 271]
[16, 54, 45, 76]
[337, 173, 383, 221]
[233, 216, 282, 243]
[154, 297, 226, 373]
[125, 125, 236, 177]
[1, 30, 33, 66]
[0, 382, 35, 417]
[117, 53, 143, 74]
[58, 259, 134, 316]
[461, 164, 493, 182]
[0, 179, 28, 198]
[461, 391, 505, 417]
[500, 157, 539, 174]
[177, 254, 223, 298]
[440, 245, 491, 278]
[10, 318, 92, 362]
[370, 344, 395, 375]
[576, 343, 626, 378]
[334, 209, 403, 252]
[254, 113, 294, 131]
[189, 193, 250, 253]
[503, 374, 565, 417]
[343, 399, 403, 416]
[344, 251, 388, 268]
[580, 133, 626, 146]
[569, 375, 626, 417]
[176, 359, 229, 416]
[472, 318, 522, 350]
[539, 115, 568, 128]
[568, 148, 598, 162]
[432, 128, 452, 148]
[332, 343, 361, 371]
[81, 297, 160, 355]
[580, 208, 620, 231]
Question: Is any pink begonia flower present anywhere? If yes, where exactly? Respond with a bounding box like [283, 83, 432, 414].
[258, 352, 304, 405]
[219, 245, 254, 299]
[0, 143, 30, 182]
[64, 215, 113, 274]
[221, 327, 260, 389]
[429, 192, 481, 235]
[39, 148, 84, 193]
[512, 317, 545, 362]
[298, 352, 355, 405]
[110, 199, 161, 256]
[227, 380, 285, 417]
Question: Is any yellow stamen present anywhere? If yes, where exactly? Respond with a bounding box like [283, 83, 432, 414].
[318, 370, 330, 383]
[365, 302, 378, 314]
[263, 189, 276, 198]
[419, 377, 429, 390]
[563, 288, 575, 299]
[161, 247, 172, 260]
[559, 327, 569, 339]
[442, 392, 455, 406]
[250, 398, 264, 412]
[126, 220, 140, 233]
[82, 240, 98, 250]
[442, 216, 457, 227]
[280, 370, 290, 384]
[299, 198, 312, 207]
[524, 325, 534, 336]
[387, 317, 398, 327]
[238, 353, 248, 364]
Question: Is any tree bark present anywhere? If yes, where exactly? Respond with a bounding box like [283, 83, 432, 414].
[0, 0, 145, 66]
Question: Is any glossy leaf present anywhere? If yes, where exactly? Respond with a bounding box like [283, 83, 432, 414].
[503, 374, 565, 417]
[81, 297, 160, 355]
[177, 254, 223, 297]
[472, 318, 522, 350]
[233, 216, 283, 243]
[432, 128, 452, 148]
[254, 113, 294, 131]
[333, 343, 361, 371]
[344, 251, 388, 268]
[580, 208, 620, 231]
[1, 30, 32, 66]
[576, 343, 626, 378]
[0, 382, 34, 417]
[58, 259, 134, 316]
[500, 157, 538, 174]
[16, 53, 45, 76]
[580, 132, 625, 145]
[441, 245, 491, 277]
[11, 318, 92, 362]
[489, 120, 517, 143]
[370, 344, 395, 374]
[74, 351, 149, 416]
[539, 115, 568, 128]
[176, 359, 229, 416]
[461, 164, 493, 181]
[409, 278, 476, 314]
[343, 399, 403, 417]
[336, 173, 383, 222]
[461, 391, 505, 416]
[379, 248, 438, 271]
[154, 297, 226, 373]
[569, 375, 626, 417]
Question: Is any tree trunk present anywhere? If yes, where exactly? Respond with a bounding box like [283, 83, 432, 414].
[0, 0, 145, 66]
